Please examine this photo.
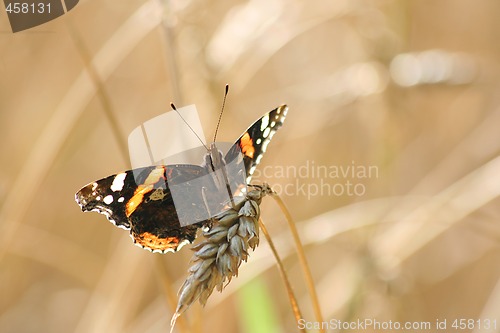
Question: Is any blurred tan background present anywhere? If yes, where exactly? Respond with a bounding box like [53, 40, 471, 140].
[2, 0, 500, 332]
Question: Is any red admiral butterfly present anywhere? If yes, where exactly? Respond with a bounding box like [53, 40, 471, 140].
[75, 105, 287, 253]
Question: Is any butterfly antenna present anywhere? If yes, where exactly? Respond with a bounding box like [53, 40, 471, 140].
[170, 103, 209, 151]
[213, 84, 229, 143]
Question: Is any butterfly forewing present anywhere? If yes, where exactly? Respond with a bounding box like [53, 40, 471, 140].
[226, 105, 288, 184]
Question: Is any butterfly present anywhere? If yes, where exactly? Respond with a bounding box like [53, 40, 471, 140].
[75, 105, 288, 253]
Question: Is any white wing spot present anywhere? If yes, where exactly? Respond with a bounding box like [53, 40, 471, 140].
[91, 182, 98, 191]
[176, 239, 190, 251]
[270, 121, 276, 127]
[256, 138, 262, 145]
[118, 197, 125, 203]
[103, 195, 114, 204]
[96, 196, 101, 201]
[260, 114, 269, 131]
[262, 138, 271, 153]
[263, 127, 271, 138]
[111, 173, 127, 192]
[255, 155, 263, 165]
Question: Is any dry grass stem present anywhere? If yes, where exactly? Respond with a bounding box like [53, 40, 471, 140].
[66, 22, 129, 162]
[271, 193, 325, 332]
[258, 218, 305, 333]
[155, 257, 190, 333]
[160, 2, 183, 104]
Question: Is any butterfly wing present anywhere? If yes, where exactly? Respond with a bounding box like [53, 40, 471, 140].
[225, 105, 288, 183]
[76, 105, 288, 252]
[75, 165, 209, 253]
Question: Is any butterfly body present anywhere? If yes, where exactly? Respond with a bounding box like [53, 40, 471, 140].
[75, 105, 288, 253]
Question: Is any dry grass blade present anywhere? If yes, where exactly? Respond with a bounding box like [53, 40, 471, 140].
[372, 156, 500, 273]
[66, 22, 129, 162]
[69, 2, 165, 332]
[473, 276, 500, 333]
[73, 238, 149, 333]
[0, 0, 163, 263]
